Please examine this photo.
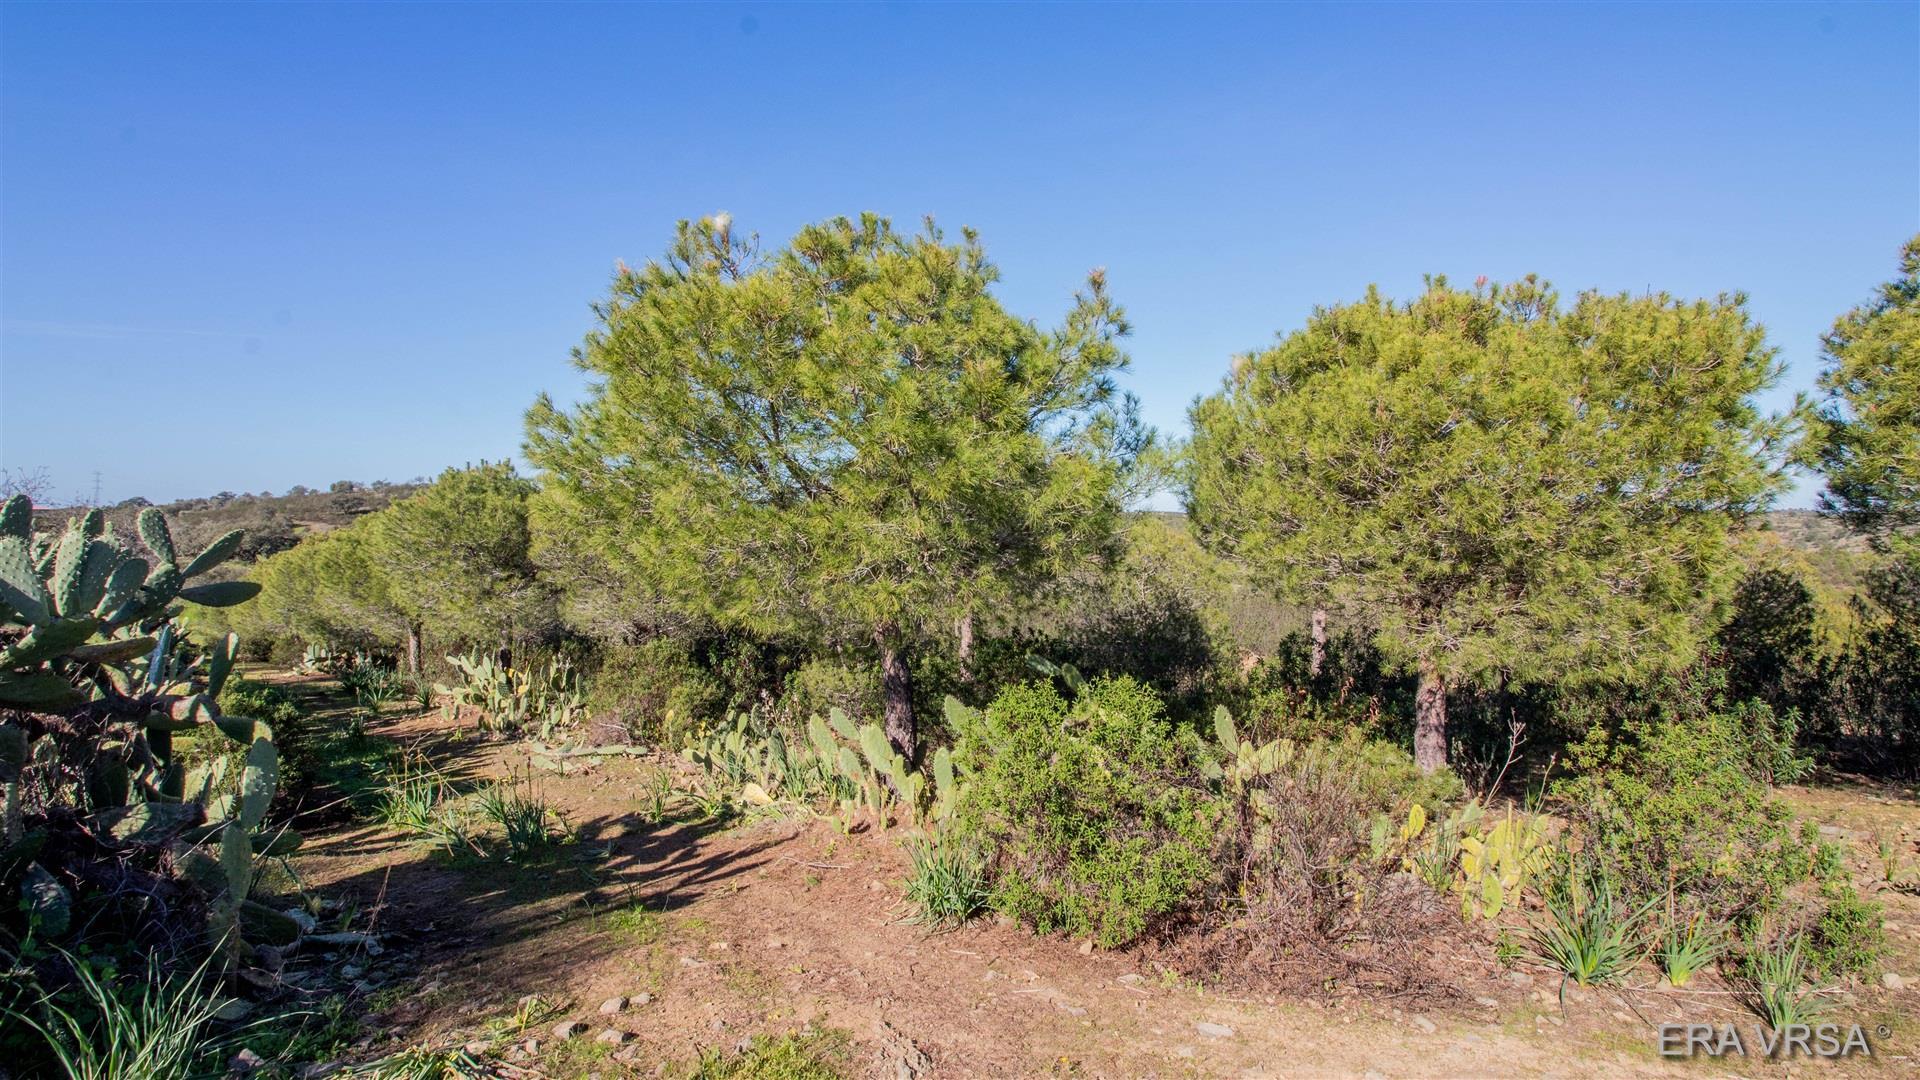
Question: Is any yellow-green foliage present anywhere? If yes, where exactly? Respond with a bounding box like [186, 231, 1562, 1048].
[1391, 802, 1551, 921]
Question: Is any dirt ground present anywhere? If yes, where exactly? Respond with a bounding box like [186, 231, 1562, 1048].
[268, 675, 1920, 1078]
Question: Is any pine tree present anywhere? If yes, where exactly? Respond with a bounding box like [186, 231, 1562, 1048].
[526, 214, 1143, 754]
[1808, 235, 1920, 538]
[1186, 275, 1792, 770]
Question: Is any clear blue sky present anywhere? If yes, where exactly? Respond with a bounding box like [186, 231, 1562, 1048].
[3, 2, 1915, 507]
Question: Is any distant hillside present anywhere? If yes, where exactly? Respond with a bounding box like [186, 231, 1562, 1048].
[21, 496, 1878, 592]
[1751, 509, 1875, 597]
[29, 482, 426, 565]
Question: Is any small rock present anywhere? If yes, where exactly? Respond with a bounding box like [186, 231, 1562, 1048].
[1409, 1015, 1437, 1034]
[1611, 1011, 1634, 1023]
[230, 1048, 266, 1073]
[1173, 1046, 1194, 1059]
[1078, 939, 1094, 955]
[599, 996, 628, 1015]
[708, 941, 732, 952]
[710, 1018, 730, 1032]
[1117, 973, 1146, 986]
[1506, 971, 1533, 987]
[1473, 996, 1500, 1008]
[632, 992, 653, 1006]
[1195, 1021, 1235, 1038]
[553, 1021, 587, 1040]
[1545, 1015, 1564, 1027]
[463, 1041, 490, 1057]
[595, 1028, 633, 1046]
[522, 1039, 541, 1056]
[1882, 972, 1906, 990]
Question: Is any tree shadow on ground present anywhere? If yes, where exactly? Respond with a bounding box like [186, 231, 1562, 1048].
[263, 675, 788, 999]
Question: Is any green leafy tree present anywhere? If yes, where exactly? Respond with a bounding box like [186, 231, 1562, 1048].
[1186, 276, 1792, 770]
[363, 461, 552, 671]
[526, 213, 1142, 753]
[1807, 235, 1920, 537]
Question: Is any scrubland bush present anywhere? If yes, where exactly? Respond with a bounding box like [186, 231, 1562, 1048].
[954, 677, 1219, 947]
[584, 639, 725, 744]
[1555, 670, 1821, 921]
[778, 659, 880, 728]
[1235, 629, 1404, 742]
[1199, 735, 1461, 994]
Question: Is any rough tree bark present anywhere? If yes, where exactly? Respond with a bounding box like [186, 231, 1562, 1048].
[956, 611, 975, 683]
[405, 623, 423, 680]
[875, 625, 915, 759]
[1414, 657, 1447, 773]
[1308, 606, 1327, 678]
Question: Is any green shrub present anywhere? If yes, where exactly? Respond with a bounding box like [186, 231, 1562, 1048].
[778, 660, 879, 727]
[586, 639, 725, 744]
[1805, 884, 1885, 978]
[1555, 671, 1821, 921]
[954, 677, 1219, 947]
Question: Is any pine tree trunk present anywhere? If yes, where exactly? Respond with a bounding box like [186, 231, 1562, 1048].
[1414, 658, 1447, 773]
[1309, 606, 1327, 678]
[405, 624, 422, 680]
[957, 611, 975, 683]
[875, 625, 915, 759]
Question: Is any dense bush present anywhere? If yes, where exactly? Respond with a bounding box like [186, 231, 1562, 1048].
[1555, 670, 1821, 921]
[1716, 566, 1825, 722]
[954, 677, 1219, 947]
[584, 639, 726, 745]
[777, 659, 880, 728]
[1804, 883, 1886, 978]
[1237, 628, 1406, 742]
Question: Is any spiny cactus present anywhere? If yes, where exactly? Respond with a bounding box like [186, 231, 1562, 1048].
[1386, 800, 1550, 920]
[683, 701, 970, 833]
[0, 497, 297, 963]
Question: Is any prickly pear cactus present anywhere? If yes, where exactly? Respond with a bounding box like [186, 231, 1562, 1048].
[0, 495, 299, 964]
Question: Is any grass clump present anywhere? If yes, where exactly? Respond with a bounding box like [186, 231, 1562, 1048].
[475, 773, 562, 860]
[902, 835, 990, 929]
[375, 761, 469, 849]
[605, 900, 668, 943]
[1528, 862, 1654, 987]
[680, 1028, 852, 1080]
[1745, 935, 1828, 1029]
[1656, 914, 1724, 987]
[6, 953, 240, 1080]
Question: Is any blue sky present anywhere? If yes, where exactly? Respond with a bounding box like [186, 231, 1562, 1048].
[3, 2, 1915, 507]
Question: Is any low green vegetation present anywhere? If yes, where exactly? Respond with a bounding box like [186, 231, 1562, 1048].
[679, 1028, 852, 1080]
[953, 677, 1218, 947]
